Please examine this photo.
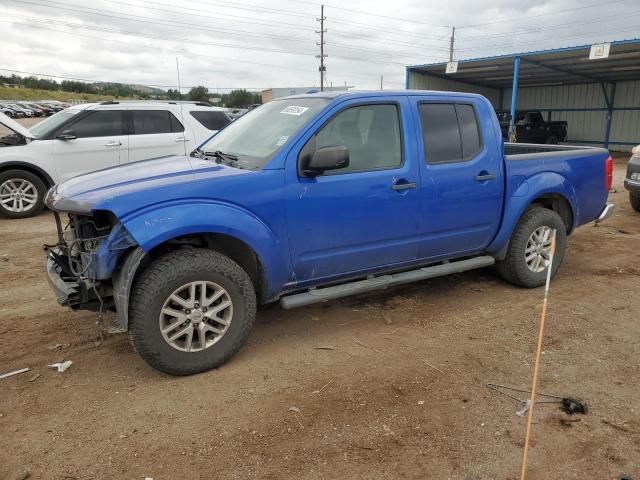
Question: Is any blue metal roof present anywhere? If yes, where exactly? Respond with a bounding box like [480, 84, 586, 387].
[407, 38, 640, 88]
[407, 38, 640, 69]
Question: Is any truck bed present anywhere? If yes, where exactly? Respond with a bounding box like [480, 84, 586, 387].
[503, 142, 610, 228]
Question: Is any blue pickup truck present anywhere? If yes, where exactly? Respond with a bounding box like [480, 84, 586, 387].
[45, 90, 614, 375]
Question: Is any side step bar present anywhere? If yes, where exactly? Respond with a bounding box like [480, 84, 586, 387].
[280, 256, 495, 309]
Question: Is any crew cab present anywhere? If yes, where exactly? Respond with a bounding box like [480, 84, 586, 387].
[497, 110, 568, 144]
[44, 91, 614, 375]
[0, 101, 232, 218]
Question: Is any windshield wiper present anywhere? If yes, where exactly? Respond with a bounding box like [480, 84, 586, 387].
[203, 150, 242, 167]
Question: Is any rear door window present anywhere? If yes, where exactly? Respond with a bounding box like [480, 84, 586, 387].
[418, 103, 482, 164]
[67, 110, 123, 138]
[190, 111, 231, 131]
[131, 110, 183, 135]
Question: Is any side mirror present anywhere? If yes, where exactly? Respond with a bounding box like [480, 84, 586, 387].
[56, 130, 77, 141]
[305, 146, 349, 176]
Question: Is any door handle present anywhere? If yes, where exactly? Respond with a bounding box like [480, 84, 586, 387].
[475, 173, 496, 182]
[104, 141, 122, 147]
[391, 181, 417, 191]
[175, 137, 190, 142]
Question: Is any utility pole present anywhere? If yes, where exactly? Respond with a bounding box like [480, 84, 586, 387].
[316, 4, 327, 91]
[380, 75, 383, 90]
[449, 26, 455, 62]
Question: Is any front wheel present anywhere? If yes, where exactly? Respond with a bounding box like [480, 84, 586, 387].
[0, 169, 46, 219]
[630, 193, 640, 212]
[128, 249, 257, 375]
[496, 207, 567, 288]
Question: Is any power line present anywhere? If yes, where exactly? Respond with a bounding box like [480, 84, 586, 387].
[279, 0, 451, 29]
[330, 18, 447, 41]
[105, 0, 317, 32]
[6, 0, 318, 46]
[0, 11, 318, 57]
[458, 8, 640, 41]
[458, 0, 629, 29]
[0, 13, 420, 71]
[459, 23, 640, 53]
[4, 1, 445, 63]
[330, 29, 450, 51]
[0, 19, 315, 73]
[0, 18, 396, 85]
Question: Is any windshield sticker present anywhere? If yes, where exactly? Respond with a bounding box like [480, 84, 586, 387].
[280, 106, 309, 116]
[276, 135, 289, 146]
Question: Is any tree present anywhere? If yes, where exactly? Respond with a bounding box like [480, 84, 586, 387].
[187, 86, 209, 102]
[167, 88, 181, 100]
[223, 89, 260, 108]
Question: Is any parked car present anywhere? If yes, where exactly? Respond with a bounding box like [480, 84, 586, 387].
[40, 102, 65, 113]
[0, 103, 25, 118]
[31, 103, 55, 116]
[496, 110, 568, 144]
[18, 102, 44, 117]
[624, 144, 640, 212]
[42, 91, 614, 375]
[5, 103, 34, 117]
[0, 101, 232, 218]
[0, 104, 18, 118]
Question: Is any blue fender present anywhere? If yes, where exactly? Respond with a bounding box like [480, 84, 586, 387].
[487, 172, 578, 254]
[121, 199, 291, 299]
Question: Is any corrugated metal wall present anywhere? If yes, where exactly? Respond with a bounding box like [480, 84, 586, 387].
[501, 83, 609, 146]
[407, 71, 500, 106]
[409, 71, 640, 151]
[611, 80, 640, 150]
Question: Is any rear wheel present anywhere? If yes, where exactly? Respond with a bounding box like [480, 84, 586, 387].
[0, 169, 46, 219]
[496, 207, 567, 288]
[630, 193, 640, 212]
[128, 249, 256, 376]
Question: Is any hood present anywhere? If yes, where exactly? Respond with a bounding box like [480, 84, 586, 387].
[46, 154, 253, 215]
[0, 112, 35, 139]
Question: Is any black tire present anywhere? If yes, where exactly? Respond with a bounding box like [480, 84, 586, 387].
[128, 249, 256, 376]
[630, 193, 640, 213]
[496, 207, 567, 288]
[546, 135, 559, 145]
[0, 169, 47, 219]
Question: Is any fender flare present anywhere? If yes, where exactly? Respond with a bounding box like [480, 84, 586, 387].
[487, 172, 578, 254]
[119, 200, 290, 300]
[0, 161, 55, 187]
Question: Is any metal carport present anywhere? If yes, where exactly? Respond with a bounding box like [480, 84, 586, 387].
[406, 38, 640, 151]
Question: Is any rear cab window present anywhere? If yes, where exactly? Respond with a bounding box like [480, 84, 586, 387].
[418, 102, 482, 164]
[189, 110, 231, 131]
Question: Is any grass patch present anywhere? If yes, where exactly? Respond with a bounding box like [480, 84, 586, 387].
[0, 86, 135, 102]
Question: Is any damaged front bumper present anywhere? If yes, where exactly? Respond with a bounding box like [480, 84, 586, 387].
[44, 211, 139, 320]
[45, 247, 106, 312]
[46, 251, 79, 306]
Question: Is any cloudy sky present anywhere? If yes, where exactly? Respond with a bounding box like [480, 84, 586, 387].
[1, 0, 637, 93]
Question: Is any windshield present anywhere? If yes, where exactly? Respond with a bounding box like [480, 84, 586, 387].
[198, 97, 329, 169]
[29, 109, 81, 138]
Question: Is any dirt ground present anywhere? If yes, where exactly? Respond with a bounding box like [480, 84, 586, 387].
[1, 151, 639, 480]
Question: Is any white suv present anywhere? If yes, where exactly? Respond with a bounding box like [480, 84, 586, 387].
[0, 101, 232, 218]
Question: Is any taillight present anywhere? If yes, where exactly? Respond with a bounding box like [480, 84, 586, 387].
[605, 155, 613, 192]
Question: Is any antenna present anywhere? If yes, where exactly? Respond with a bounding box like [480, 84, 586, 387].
[176, 57, 187, 156]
